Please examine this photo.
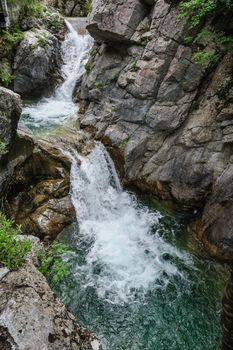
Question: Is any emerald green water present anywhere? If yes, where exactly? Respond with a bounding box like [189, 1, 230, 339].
[52, 196, 227, 350]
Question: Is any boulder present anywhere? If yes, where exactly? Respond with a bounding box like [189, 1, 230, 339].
[0, 87, 28, 196]
[4, 127, 95, 240]
[13, 29, 62, 97]
[0, 262, 100, 350]
[0, 87, 21, 148]
[87, 0, 148, 42]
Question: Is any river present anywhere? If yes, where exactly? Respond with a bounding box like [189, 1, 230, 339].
[20, 19, 227, 350]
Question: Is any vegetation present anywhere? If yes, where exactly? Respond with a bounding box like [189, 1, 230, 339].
[95, 81, 105, 89]
[0, 212, 32, 270]
[179, 0, 233, 28]
[0, 141, 7, 155]
[192, 50, 219, 65]
[24, 0, 44, 18]
[85, 60, 94, 73]
[142, 23, 150, 33]
[179, 0, 233, 65]
[216, 78, 233, 99]
[0, 62, 13, 85]
[37, 241, 71, 287]
[45, 12, 64, 30]
[7, 0, 44, 18]
[120, 138, 129, 149]
[0, 26, 24, 56]
[79, 0, 92, 16]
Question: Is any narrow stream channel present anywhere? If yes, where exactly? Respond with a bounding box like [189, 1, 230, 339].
[20, 20, 228, 350]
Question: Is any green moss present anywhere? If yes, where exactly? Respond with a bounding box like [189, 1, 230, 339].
[0, 212, 32, 270]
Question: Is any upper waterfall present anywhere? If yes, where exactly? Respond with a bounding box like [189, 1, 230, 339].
[21, 20, 93, 130]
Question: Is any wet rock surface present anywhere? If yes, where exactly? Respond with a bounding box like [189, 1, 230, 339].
[4, 127, 95, 240]
[79, 0, 233, 260]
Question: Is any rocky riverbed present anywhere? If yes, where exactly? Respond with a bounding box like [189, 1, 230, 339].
[0, 0, 233, 349]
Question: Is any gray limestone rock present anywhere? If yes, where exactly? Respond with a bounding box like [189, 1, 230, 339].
[87, 0, 148, 42]
[13, 29, 62, 97]
[78, 0, 233, 260]
[0, 87, 21, 147]
[0, 262, 100, 350]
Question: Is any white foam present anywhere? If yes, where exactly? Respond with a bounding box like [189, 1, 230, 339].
[66, 144, 193, 304]
[22, 20, 93, 128]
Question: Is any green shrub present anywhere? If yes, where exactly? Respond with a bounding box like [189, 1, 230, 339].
[24, 0, 44, 18]
[45, 13, 63, 30]
[85, 61, 94, 73]
[142, 23, 150, 33]
[37, 241, 71, 287]
[95, 81, 105, 89]
[216, 79, 233, 99]
[179, 0, 233, 28]
[0, 62, 13, 85]
[0, 141, 7, 155]
[0, 212, 32, 270]
[179, 0, 233, 63]
[120, 138, 129, 149]
[192, 50, 219, 65]
[0, 27, 24, 58]
[80, 0, 93, 16]
[183, 35, 194, 45]
[89, 49, 97, 57]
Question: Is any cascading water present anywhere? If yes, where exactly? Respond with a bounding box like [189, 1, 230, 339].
[65, 144, 193, 305]
[21, 20, 93, 129]
[55, 144, 226, 350]
[19, 19, 227, 350]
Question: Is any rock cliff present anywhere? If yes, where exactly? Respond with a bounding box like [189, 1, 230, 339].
[79, 0, 233, 261]
[0, 237, 100, 350]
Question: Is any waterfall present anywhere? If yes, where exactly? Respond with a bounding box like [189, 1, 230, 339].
[65, 144, 193, 305]
[22, 20, 93, 129]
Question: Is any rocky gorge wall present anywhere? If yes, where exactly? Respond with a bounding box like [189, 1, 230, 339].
[0, 7, 101, 348]
[79, 0, 233, 262]
[77, 1, 233, 348]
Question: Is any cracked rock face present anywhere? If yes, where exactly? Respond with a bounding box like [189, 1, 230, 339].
[0, 262, 100, 350]
[78, 0, 233, 260]
[4, 127, 96, 240]
[13, 28, 62, 97]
